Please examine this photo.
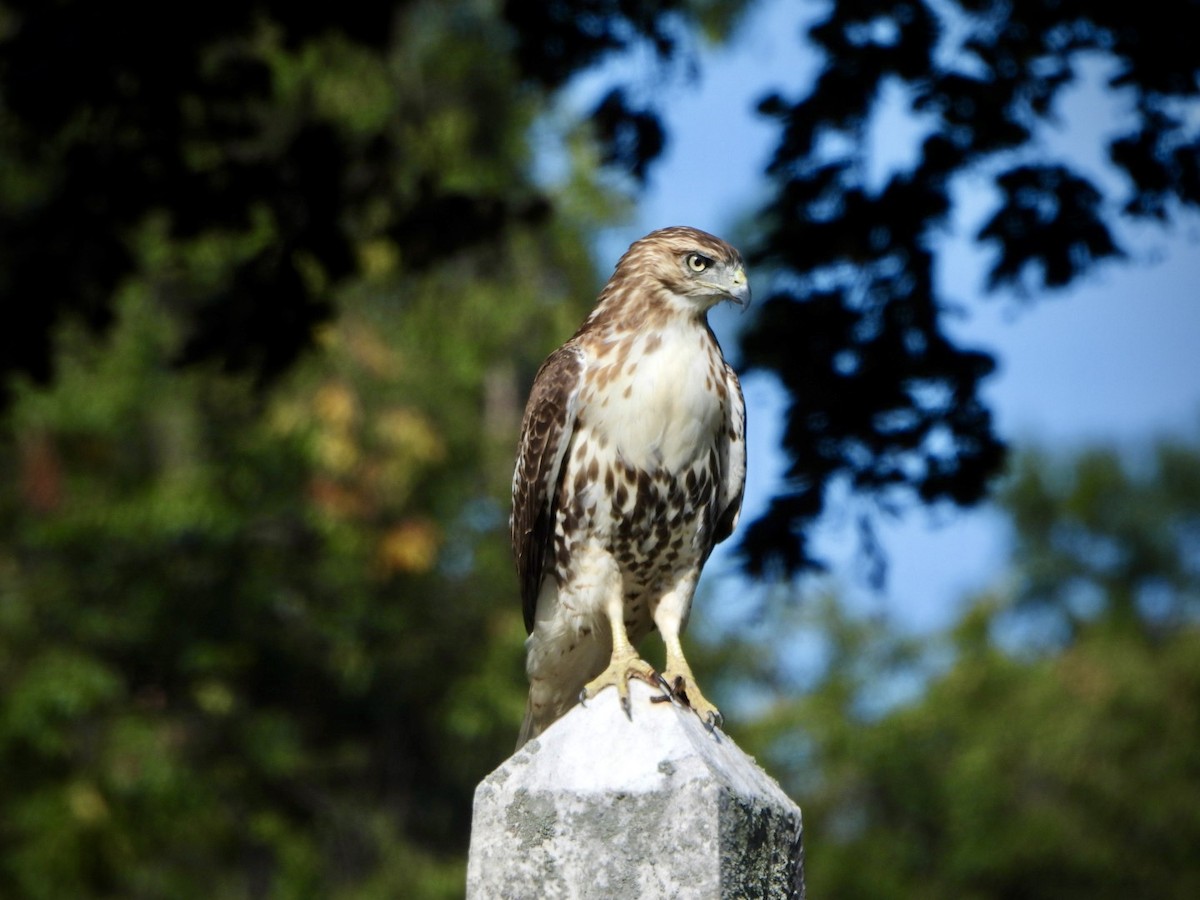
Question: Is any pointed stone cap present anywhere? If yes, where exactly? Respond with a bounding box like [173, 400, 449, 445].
[467, 680, 805, 899]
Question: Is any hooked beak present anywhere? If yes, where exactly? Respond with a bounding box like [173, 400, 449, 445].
[725, 266, 751, 309]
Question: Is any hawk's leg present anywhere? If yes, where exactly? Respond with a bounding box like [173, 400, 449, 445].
[653, 577, 723, 731]
[580, 595, 660, 719]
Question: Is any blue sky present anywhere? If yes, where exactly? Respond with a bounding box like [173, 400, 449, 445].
[571, 0, 1200, 632]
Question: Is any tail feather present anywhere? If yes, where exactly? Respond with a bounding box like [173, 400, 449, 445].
[515, 683, 574, 750]
[515, 694, 539, 750]
[517, 630, 611, 750]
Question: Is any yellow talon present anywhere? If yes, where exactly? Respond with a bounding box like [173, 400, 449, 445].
[662, 671, 723, 731]
[581, 650, 660, 718]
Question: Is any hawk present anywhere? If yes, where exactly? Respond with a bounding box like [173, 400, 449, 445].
[511, 226, 748, 748]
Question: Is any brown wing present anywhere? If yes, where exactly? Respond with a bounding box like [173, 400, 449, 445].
[712, 359, 747, 545]
[510, 344, 585, 633]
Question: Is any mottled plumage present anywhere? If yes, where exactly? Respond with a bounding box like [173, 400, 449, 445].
[511, 226, 748, 747]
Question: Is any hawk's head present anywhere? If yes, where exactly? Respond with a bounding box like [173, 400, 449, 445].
[612, 226, 750, 315]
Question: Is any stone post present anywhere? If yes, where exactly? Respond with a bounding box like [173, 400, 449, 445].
[467, 680, 804, 899]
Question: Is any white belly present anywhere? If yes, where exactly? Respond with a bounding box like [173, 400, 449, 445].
[586, 325, 723, 472]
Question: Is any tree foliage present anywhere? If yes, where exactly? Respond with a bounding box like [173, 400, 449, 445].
[0, 0, 739, 405]
[0, 195, 595, 898]
[5, 1, 1196, 581]
[1002, 440, 1200, 639]
[0, 0, 653, 894]
[738, 0, 1200, 575]
[718, 438, 1200, 898]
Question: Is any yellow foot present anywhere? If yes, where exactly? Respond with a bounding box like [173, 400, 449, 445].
[580, 652, 663, 719]
[662, 671, 723, 732]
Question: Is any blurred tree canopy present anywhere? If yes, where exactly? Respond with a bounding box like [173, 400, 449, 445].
[4, 0, 1197, 575]
[738, 0, 1200, 576]
[0, 0, 742, 404]
[0, 0, 745, 895]
[717, 436, 1200, 898]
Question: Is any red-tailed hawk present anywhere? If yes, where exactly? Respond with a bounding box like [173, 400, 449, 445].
[511, 226, 748, 748]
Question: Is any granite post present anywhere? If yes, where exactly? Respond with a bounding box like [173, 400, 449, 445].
[467, 680, 804, 899]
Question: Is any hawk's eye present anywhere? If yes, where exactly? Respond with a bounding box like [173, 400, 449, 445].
[686, 253, 712, 272]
